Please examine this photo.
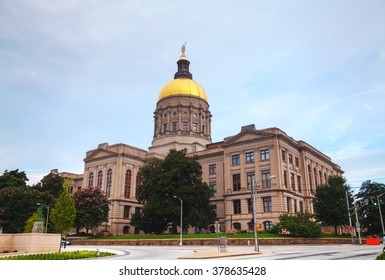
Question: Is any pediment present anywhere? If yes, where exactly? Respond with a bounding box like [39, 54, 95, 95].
[223, 130, 274, 146]
[84, 148, 119, 161]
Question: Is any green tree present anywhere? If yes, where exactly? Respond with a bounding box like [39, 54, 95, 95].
[131, 149, 215, 234]
[0, 169, 28, 190]
[271, 212, 321, 237]
[0, 187, 53, 233]
[74, 187, 109, 233]
[356, 180, 385, 235]
[39, 172, 64, 198]
[313, 176, 352, 235]
[50, 179, 76, 234]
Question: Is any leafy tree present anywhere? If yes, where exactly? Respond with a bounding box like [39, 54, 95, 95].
[0, 187, 53, 233]
[4, 169, 29, 182]
[131, 149, 215, 234]
[271, 212, 321, 237]
[74, 187, 109, 233]
[313, 176, 352, 235]
[50, 179, 76, 234]
[39, 172, 64, 198]
[356, 180, 385, 235]
[0, 169, 28, 190]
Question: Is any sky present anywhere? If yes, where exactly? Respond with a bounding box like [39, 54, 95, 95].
[1, 0, 385, 191]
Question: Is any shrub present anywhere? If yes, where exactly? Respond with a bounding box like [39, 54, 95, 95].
[0, 250, 114, 260]
[376, 252, 385, 260]
[271, 212, 321, 237]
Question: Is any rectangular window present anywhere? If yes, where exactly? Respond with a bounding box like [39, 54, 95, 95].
[247, 199, 252, 213]
[233, 199, 241, 214]
[295, 157, 299, 167]
[290, 173, 295, 190]
[294, 199, 298, 213]
[192, 123, 198, 132]
[233, 174, 241, 191]
[300, 201, 304, 213]
[260, 149, 270, 161]
[163, 123, 168, 133]
[297, 176, 302, 193]
[210, 181, 217, 197]
[287, 197, 292, 213]
[183, 122, 188, 131]
[289, 154, 293, 164]
[261, 170, 272, 188]
[281, 150, 286, 161]
[263, 197, 272, 212]
[123, 206, 130, 219]
[283, 170, 288, 188]
[246, 172, 255, 189]
[245, 151, 254, 163]
[172, 122, 177, 132]
[232, 154, 240, 165]
[209, 164, 216, 175]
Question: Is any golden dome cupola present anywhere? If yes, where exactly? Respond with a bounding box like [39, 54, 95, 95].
[158, 43, 208, 102]
[150, 44, 212, 155]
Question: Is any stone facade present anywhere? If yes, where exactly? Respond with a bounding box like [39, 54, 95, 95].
[55, 50, 343, 235]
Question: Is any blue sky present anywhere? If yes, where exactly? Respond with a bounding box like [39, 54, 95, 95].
[1, 1, 384, 191]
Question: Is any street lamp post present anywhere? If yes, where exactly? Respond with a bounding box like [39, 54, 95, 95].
[37, 203, 49, 233]
[252, 175, 276, 252]
[174, 196, 183, 246]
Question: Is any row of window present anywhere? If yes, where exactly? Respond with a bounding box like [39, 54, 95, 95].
[232, 197, 304, 215]
[162, 122, 205, 134]
[123, 205, 141, 219]
[88, 170, 113, 197]
[307, 165, 330, 192]
[163, 111, 206, 119]
[88, 169, 140, 198]
[233, 197, 272, 214]
[231, 149, 269, 166]
[282, 170, 302, 192]
[232, 170, 273, 191]
[232, 221, 273, 231]
[281, 150, 300, 167]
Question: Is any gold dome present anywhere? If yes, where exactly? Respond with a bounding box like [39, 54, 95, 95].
[158, 78, 208, 102]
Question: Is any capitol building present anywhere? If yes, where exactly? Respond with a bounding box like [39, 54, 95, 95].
[54, 46, 343, 235]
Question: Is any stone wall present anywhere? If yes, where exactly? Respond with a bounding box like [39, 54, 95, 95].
[0, 233, 61, 253]
[72, 237, 355, 246]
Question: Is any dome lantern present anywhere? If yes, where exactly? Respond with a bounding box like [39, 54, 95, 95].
[158, 43, 207, 102]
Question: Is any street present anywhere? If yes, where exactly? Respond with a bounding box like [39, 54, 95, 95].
[63, 244, 383, 260]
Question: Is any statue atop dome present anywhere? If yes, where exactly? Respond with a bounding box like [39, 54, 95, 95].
[181, 42, 186, 57]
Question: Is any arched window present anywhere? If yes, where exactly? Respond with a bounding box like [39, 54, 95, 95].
[319, 170, 322, 184]
[313, 168, 318, 186]
[136, 174, 142, 187]
[106, 169, 112, 197]
[263, 221, 273, 231]
[308, 165, 312, 192]
[88, 172, 94, 187]
[97, 171, 103, 189]
[233, 222, 241, 230]
[123, 226, 130, 235]
[124, 170, 132, 199]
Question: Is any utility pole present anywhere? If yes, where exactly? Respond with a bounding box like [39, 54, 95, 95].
[345, 191, 354, 244]
[377, 193, 385, 236]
